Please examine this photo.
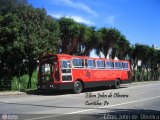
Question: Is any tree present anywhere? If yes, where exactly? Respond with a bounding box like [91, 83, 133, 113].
[129, 44, 160, 81]
[97, 28, 121, 58]
[16, 6, 60, 88]
[58, 17, 80, 54]
[0, 0, 60, 89]
[58, 17, 99, 56]
[111, 35, 130, 60]
[82, 26, 99, 56]
[0, 12, 24, 89]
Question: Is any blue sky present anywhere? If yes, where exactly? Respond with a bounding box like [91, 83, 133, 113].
[28, 0, 160, 48]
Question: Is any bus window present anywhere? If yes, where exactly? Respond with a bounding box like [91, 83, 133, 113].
[115, 62, 122, 69]
[96, 60, 105, 69]
[72, 58, 84, 68]
[106, 61, 114, 69]
[123, 62, 129, 70]
[61, 60, 71, 73]
[61, 60, 72, 81]
[86, 59, 95, 69]
[119, 62, 122, 68]
[61, 60, 71, 69]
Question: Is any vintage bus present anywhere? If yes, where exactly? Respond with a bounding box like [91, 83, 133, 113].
[37, 54, 132, 93]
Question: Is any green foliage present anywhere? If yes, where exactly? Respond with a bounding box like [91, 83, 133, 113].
[58, 17, 80, 54]
[11, 71, 37, 90]
[82, 26, 99, 56]
[0, 0, 59, 90]
[97, 28, 122, 58]
[58, 17, 99, 56]
[130, 44, 160, 81]
[112, 35, 130, 60]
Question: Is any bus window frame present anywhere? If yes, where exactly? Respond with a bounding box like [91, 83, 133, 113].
[60, 60, 71, 69]
[114, 61, 123, 70]
[106, 61, 115, 69]
[95, 60, 106, 69]
[60, 59, 73, 82]
[122, 62, 129, 70]
[72, 58, 85, 69]
[86, 59, 95, 69]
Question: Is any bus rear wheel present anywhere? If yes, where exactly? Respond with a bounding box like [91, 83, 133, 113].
[73, 81, 83, 94]
[113, 79, 120, 89]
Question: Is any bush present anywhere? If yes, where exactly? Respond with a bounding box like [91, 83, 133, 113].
[11, 71, 38, 91]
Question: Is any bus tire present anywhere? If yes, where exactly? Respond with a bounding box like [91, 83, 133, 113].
[73, 81, 83, 94]
[113, 79, 120, 89]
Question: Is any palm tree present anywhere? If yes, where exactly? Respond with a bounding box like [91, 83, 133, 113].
[82, 26, 100, 56]
[97, 28, 121, 58]
[112, 35, 130, 60]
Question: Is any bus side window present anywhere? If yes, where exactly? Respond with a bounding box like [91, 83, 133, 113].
[123, 62, 129, 70]
[115, 62, 118, 69]
[106, 61, 114, 69]
[86, 59, 95, 69]
[102, 61, 105, 69]
[115, 62, 122, 69]
[96, 60, 105, 69]
[106, 61, 110, 69]
[119, 62, 122, 69]
[72, 58, 84, 68]
[60, 60, 71, 73]
[111, 62, 114, 69]
[61, 60, 71, 69]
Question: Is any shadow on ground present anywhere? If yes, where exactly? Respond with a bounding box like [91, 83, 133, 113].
[25, 86, 127, 96]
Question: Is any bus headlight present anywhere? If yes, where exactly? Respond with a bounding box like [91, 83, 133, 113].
[50, 85, 54, 88]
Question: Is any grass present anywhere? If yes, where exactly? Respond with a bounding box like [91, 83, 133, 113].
[11, 71, 38, 91]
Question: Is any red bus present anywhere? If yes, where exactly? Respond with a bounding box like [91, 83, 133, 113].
[37, 54, 132, 93]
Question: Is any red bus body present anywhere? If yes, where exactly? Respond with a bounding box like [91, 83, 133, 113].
[37, 54, 132, 93]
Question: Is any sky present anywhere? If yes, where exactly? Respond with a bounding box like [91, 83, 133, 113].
[28, 0, 160, 51]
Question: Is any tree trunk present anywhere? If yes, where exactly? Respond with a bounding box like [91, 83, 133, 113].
[27, 61, 34, 89]
[27, 68, 32, 89]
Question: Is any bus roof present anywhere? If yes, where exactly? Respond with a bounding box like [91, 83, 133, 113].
[39, 53, 129, 62]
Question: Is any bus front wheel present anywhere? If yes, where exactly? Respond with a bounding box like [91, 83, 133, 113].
[113, 79, 120, 89]
[73, 81, 83, 94]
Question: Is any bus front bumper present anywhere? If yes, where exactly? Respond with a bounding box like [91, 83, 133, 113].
[37, 82, 74, 90]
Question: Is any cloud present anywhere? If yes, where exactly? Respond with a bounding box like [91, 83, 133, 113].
[52, 13, 95, 25]
[106, 16, 116, 25]
[53, 0, 98, 16]
[70, 16, 95, 25]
